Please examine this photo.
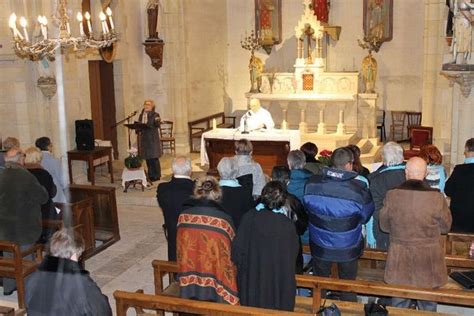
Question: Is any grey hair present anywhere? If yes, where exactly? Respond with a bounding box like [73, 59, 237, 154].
[4, 152, 23, 163]
[217, 157, 237, 180]
[49, 228, 85, 259]
[382, 142, 404, 166]
[171, 156, 192, 176]
[287, 150, 306, 170]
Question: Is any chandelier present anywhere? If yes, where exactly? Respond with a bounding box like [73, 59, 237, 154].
[8, 0, 118, 61]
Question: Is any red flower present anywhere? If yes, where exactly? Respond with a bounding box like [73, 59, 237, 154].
[319, 149, 333, 157]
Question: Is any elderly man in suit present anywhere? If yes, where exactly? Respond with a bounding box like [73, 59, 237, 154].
[380, 157, 451, 311]
[156, 156, 194, 261]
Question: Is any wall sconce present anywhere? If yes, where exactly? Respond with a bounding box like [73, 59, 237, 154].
[143, 0, 164, 71]
[37, 76, 57, 99]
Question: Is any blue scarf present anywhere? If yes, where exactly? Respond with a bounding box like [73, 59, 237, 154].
[379, 164, 405, 174]
[255, 203, 287, 216]
[219, 179, 241, 187]
[465, 157, 474, 164]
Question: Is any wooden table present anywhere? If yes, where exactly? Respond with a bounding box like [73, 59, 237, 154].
[67, 146, 114, 185]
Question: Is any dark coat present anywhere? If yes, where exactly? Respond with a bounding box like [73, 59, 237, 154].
[156, 176, 195, 261]
[0, 164, 48, 245]
[368, 164, 406, 250]
[138, 110, 162, 159]
[287, 168, 313, 202]
[25, 256, 112, 316]
[220, 183, 256, 229]
[27, 167, 57, 219]
[445, 163, 474, 232]
[380, 180, 452, 288]
[304, 159, 324, 175]
[232, 208, 299, 311]
[286, 193, 308, 274]
[304, 168, 374, 262]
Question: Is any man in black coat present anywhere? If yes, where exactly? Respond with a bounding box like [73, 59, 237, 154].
[156, 156, 195, 261]
[368, 142, 406, 250]
[0, 149, 48, 295]
[138, 99, 162, 181]
[446, 138, 474, 232]
[25, 229, 111, 316]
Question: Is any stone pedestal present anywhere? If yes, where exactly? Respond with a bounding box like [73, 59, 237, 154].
[358, 93, 378, 139]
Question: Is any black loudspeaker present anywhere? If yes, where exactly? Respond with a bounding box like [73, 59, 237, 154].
[75, 119, 95, 150]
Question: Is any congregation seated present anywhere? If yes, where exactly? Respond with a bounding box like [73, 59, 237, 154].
[0, 148, 48, 296]
[346, 144, 370, 181]
[419, 144, 447, 193]
[217, 157, 255, 228]
[176, 176, 239, 305]
[368, 142, 406, 250]
[35, 136, 68, 203]
[287, 150, 312, 202]
[232, 181, 299, 311]
[25, 228, 112, 315]
[233, 139, 266, 197]
[380, 157, 452, 311]
[300, 142, 324, 175]
[24, 147, 61, 244]
[156, 156, 195, 261]
[445, 138, 474, 233]
[271, 166, 308, 274]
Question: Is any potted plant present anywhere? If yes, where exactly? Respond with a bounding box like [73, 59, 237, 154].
[124, 147, 143, 170]
[318, 149, 333, 167]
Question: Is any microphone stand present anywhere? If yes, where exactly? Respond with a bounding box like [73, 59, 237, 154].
[112, 111, 138, 149]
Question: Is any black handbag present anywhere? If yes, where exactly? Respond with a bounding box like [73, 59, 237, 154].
[364, 301, 389, 316]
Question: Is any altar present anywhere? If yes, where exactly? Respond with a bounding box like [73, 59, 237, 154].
[201, 128, 300, 175]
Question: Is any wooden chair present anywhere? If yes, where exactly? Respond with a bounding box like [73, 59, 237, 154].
[376, 109, 386, 142]
[390, 111, 406, 141]
[159, 120, 175, 154]
[406, 111, 422, 139]
[0, 242, 43, 309]
[403, 126, 433, 159]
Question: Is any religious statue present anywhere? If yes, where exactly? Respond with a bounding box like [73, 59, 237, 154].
[249, 55, 264, 93]
[312, 0, 330, 24]
[361, 53, 377, 93]
[147, 0, 159, 39]
[450, 0, 472, 64]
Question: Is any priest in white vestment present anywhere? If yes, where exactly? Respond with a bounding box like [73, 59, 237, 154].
[240, 98, 275, 132]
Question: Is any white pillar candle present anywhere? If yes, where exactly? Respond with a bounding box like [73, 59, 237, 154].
[77, 12, 85, 36]
[212, 118, 217, 130]
[99, 12, 107, 34]
[84, 12, 92, 34]
[105, 7, 114, 30]
[19, 17, 28, 41]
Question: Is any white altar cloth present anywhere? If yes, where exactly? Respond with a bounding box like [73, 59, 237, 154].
[200, 128, 301, 166]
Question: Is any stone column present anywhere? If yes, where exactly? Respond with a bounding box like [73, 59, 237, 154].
[279, 101, 289, 127]
[316, 102, 327, 135]
[298, 101, 308, 133]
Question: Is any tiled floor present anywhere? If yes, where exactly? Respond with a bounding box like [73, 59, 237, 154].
[1, 153, 473, 315]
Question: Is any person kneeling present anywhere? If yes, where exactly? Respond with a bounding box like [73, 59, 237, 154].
[25, 229, 112, 316]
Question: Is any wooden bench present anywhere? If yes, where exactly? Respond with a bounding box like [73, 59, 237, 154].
[188, 112, 236, 152]
[114, 290, 309, 315]
[151, 260, 467, 315]
[0, 242, 43, 310]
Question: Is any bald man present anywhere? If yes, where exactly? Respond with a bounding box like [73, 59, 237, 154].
[240, 98, 275, 132]
[380, 157, 451, 311]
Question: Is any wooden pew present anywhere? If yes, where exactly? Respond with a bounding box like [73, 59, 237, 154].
[113, 290, 310, 315]
[188, 112, 236, 152]
[151, 260, 470, 315]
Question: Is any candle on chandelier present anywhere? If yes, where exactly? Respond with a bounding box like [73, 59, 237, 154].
[84, 12, 92, 35]
[37, 16, 47, 40]
[77, 12, 85, 37]
[42, 16, 48, 39]
[8, 13, 23, 39]
[99, 11, 108, 34]
[105, 7, 114, 31]
[19, 17, 29, 42]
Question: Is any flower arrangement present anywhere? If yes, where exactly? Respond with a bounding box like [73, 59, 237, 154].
[124, 147, 143, 169]
[318, 149, 333, 167]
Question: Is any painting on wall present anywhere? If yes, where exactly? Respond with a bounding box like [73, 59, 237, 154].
[363, 0, 393, 43]
[255, 0, 282, 54]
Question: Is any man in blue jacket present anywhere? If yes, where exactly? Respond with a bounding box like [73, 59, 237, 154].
[303, 147, 374, 301]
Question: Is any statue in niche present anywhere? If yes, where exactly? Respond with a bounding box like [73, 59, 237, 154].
[450, 0, 472, 64]
[312, 0, 330, 24]
[361, 53, 377, 93]
[147, 0, 160, 39]
[249, 55, 264, 93]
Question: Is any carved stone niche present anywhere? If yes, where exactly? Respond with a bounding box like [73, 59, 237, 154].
[143, 39, 165, 71]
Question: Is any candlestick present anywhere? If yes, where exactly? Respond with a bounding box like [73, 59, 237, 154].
[106, 7, 114, 30]
[339, 110, 344, 123]
[42, 16, 48, 39]
[66, 21, 71, 36]
[85, 12, 92, 34]
[212, 118, 217, 130]
[282, 121, 287, 131]
[19, 17, 29, 42]
[77, 12, 85, 36]
[9, 13, 20, 38]
[319, 110, 323, 123]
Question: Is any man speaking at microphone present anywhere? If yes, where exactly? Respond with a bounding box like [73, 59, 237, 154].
[240, 98, 275, 132]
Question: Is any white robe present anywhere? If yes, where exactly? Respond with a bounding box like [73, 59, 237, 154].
[240, 107, 275, 131]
